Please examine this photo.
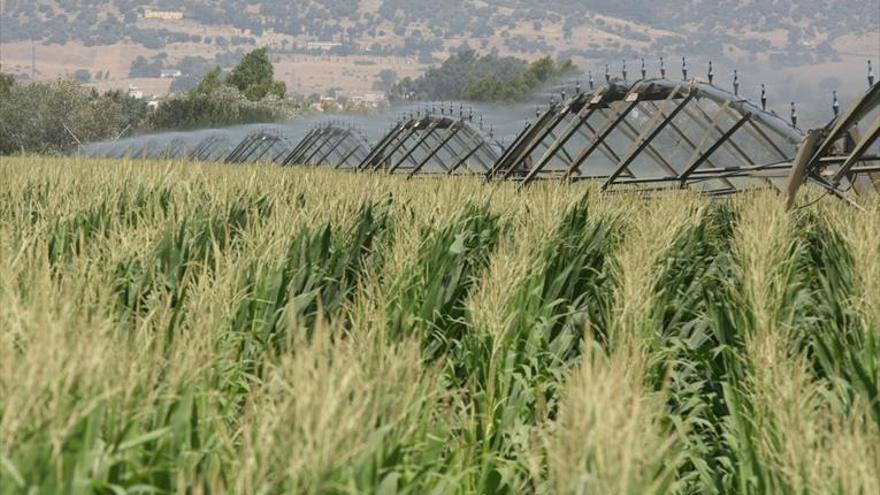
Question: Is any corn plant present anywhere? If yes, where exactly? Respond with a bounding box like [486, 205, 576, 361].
[2, 158, 877, 494]
[460, 196, 622, 493]
[781, 212, 879, 426]
[386, 203, 501, 362]
[647, 204, 753, 494]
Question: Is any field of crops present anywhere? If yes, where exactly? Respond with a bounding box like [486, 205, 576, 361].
[1, 157, 878, 494]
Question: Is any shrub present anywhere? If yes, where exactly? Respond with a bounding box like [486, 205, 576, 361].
[0, 78, 148, 155]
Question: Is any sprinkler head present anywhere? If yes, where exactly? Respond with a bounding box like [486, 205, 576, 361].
[733, 69, 739, 96]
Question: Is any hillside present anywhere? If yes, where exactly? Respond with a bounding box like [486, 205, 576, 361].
[3, 1, 876, 61]
[0, 0, 878, 98]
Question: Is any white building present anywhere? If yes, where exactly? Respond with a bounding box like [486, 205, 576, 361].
[306, 41, 343, 51]
[127, 85, 144, 100]
[144, 9, 184, 21]
[350, 93, 387, 109]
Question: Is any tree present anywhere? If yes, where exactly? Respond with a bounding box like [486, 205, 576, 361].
[0, 72, 14, 94]
[145, 61, 303, 131]
[128, 56, 163, 78]
[0, 79, 148, 155]
[170, 73, 201, 94]
[388, 50, 576, 103]
[373, 69, 399, 92]
[524, 57, 557, 84]
[224, 47, 286, 101]
[146, 85, 292, 131]
[176, 56, 213, 78]
[193, 67, 224, 96]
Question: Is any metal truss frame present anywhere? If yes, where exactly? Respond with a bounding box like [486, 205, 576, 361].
[82, 77, 878, 209]
[356, 114, 500, 177]
[486, 79, 803, 196]
[283, 124, 371, 168]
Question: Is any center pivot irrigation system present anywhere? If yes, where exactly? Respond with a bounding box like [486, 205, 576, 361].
[86, 59, 879, 209]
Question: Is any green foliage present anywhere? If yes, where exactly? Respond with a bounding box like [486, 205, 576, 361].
[373, 68, 399, 92]
[224, 47, 286, 101]
[465, 197, 621, 491]
[193, 67, 224, 96]
[147, 48, 298, 130]
[3, 161, 878, 494]
[8, 386, 225, 495]
[648, 205, 751, 494]
[145, 85, 295, 131]
[783, 212, 879, 425]
[128, 55, 164, 78]
[387, 203, 501, 361]
[390, 50, 577, 103]
[112, 195, 274, 337]
[169, 56, 216, 94]
[233, 201, 393, 360]
[0, 72, 14, 94]
[467, 56, 577, 102]
[0, 78, 148, 155]
[0, 46, 292, 152]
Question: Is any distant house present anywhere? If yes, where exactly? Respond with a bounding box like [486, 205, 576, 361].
[350, 93, 387, 108]
[127, 85, 144, 100]
[160, 70, 182, 79]
[306, 41, 343, 51]
[144, 9, 184, 21]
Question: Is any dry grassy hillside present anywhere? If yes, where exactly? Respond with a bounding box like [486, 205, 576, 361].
[1, 0, 877, 96]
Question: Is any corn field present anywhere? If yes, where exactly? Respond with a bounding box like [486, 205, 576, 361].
[1, 157, 878, 495]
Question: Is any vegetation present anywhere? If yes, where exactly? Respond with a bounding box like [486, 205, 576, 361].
[390, 50, 577, 102]
[128, 54, 167, 78]
[145, 85, 296, 131]
[0, 48, 302, 151]
[373, 68, 400, 92]
[2, 157, 878, 494]
[146, 48, 298, 131]
[2, 1, 871, 63]
[0, 79, 148, 155]
[224, 48, 287, 101]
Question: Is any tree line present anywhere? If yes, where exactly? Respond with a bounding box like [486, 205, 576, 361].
[0, 48, 301, 155]
[1, 47, 580, 155]
[389, 49, 577, 103]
